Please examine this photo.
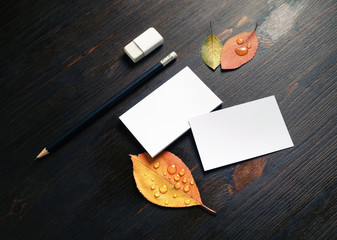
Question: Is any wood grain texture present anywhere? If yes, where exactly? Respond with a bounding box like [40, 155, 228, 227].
[0, 0, 336, 239]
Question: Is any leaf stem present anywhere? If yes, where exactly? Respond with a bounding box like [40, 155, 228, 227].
[201, 203, 216, 214]
[253, 21, 258, 32]
[243, 22, 259, 46]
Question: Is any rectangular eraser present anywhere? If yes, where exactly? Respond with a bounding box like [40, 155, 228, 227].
[124, 27, 164, 63]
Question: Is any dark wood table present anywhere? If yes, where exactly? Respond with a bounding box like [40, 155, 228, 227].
[1, 0, 336, 239]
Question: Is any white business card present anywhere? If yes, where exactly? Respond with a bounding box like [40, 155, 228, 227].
[120, 66, 222, 157]
[189, 96, 294, 171]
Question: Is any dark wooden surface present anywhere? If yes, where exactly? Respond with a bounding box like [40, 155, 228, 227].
[1, 0, 336, 239]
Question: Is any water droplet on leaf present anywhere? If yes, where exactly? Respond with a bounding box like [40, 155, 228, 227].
[185, 199, 191, 205]
[175, 182, 181, 189]
[236, 38, 244, 45]
[153, 161, 160, 169]
[159, 185, 168, 194]
[235, 46, 248, 56]
[190, 180, 194, 185]
[184, 185, 190, 192]
[179, 169, 185, 176]
[167, 164, 177, 174]
[154, 192, 160, 198]
[182, 177, 187, 183]
[165, 200, 169, 205]
[174, 174, 180, 182]
[151, 185, 155, 190]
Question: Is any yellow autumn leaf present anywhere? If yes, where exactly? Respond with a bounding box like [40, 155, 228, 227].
[130, 151, 215, 213]
[201, 22, 223, 70]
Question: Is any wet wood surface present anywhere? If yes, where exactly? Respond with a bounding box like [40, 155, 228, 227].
[1, 0, 336, 239]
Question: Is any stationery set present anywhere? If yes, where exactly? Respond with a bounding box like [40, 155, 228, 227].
[37, 27, 294, 172]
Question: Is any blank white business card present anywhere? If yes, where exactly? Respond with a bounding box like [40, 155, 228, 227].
[189, 96, 294, 171]
[120, 66, 222, 157]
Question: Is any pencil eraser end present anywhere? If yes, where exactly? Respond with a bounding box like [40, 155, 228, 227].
[124, 27, 164, 63]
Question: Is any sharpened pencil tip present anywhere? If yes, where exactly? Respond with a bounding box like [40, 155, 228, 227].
[35, 147, 49, 160]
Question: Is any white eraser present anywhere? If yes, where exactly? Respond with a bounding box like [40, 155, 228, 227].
[124, 27, 164, 63]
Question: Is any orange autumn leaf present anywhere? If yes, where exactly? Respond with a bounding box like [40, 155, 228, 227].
[130, 151, 215, 213]
[221, 23, 258, 69]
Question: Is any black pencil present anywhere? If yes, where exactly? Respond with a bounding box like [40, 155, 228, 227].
[35, 52, 177, 160]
